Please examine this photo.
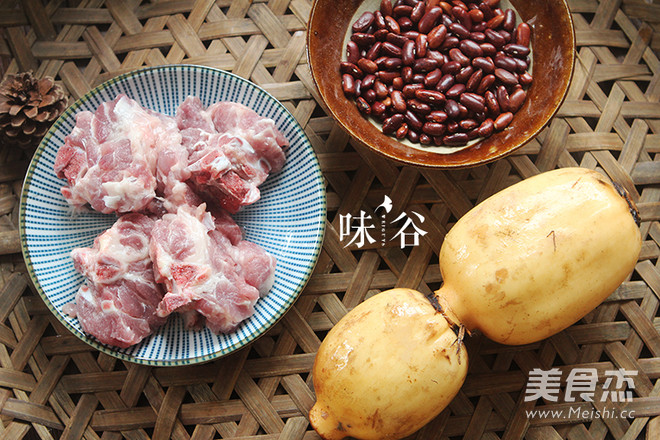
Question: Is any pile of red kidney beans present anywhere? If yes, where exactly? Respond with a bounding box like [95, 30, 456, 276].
[341, 0, 532, 147]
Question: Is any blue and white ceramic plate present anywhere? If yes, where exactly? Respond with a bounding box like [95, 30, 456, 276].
[19, 65, 326, 366]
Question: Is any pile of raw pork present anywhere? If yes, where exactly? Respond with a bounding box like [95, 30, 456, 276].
[54, 94, 286, 348]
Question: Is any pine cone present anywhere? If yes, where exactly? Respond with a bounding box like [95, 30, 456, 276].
[0, 71, 68, 150]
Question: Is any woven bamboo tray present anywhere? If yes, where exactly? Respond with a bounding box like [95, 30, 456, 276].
[0, 0, 658, 439]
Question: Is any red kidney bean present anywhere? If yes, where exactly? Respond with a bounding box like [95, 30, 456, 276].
[382, 57, 403, 70]
[479, 2, 495, 21]
[392, 76, 404, 90]
[362, 88, 377, 103]
[403, 83, 424, 99]
[472, 56, 495, 73]
[493, 112, 513, 130]
[396, 123, 409, 139]
[427, 110, 448, 123]
[455, 65, 474, 83]
[441, 60, 462, 75]
[447, 120, 459, 133]
[460, 92, 485, 112]
[411, 1, 426, 22]
[382, 113, 405, 134]
[479, 42, 497, 57]
[426, 50, 446, 66]
[519, 71, 533, 86]
[412, 73, 426, 83]
[459, 39, 483, 58]
[418, 6, 443, 34]
[352, 12, 375, 33]
[351, 32, 376, 47]
[469, 8, 484, 23]
[342, 74, 356, 96]
[424, 68, 443, 88]
[436, 73, 455, 92]
[413, 57, 439, 72]
[393, 5, 413, 17]
[401, 66, 413, 83]
[476, 73, 496, 94]
[448, 22, 470, 39]
[494, 54, 517, 71]
[415, 88, 446, 105]
[405, 110, 424, 131]
[498, 30, 512, 44]
[356, 96, 371, 114]
[371, 101, 387, 118]
[439, 1, 453, 14]
[477, 118, 494, 137]
[515, 22, 531, 47]
[459, 118, 478, 131]
[408, 99, 432, 114]
[449, 48, 470, 66]
[504, 43, 530, 58]
[415, 33, 428, 57]
[427, 24, 448, 49]
[362, 74, 376, 89]
[373, 80, 389, 99]
[508, 88, 527, 112]
[399, 40, 414, 65]
[380, 0, 393, 17]
[407, 129, 420, 143]
[386, 32, 409, 47]
[423, 121, 447, 136]
[440, 36, 460, 51]
[391, 90, 407, 113]
[502, 9, 516, 32]
[340, 62, 363, 78]
[356, 58, 377, 74]
[452, 6, 472, 30]
[445, 83, 466, 99]
[346, 41, 360, 64]
[484, 28, 505, 47]
[365, 42, 382, 60]
[443, 132, 469, 145]
[466, 68, 483, 91]
[496, 85, 510, 111]
[419, 133, 432, 145]
[445, 99, 461, 118]
[486, 13, 504, 29]
[484, 90, 500, 114]
[399, 17, 414, 32]
[494, 67, 518, 86]
[381, 41, 402, 57]
[374, 28, 389, 41]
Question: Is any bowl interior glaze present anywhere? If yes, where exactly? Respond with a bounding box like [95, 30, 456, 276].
[307, 0, 575, 168]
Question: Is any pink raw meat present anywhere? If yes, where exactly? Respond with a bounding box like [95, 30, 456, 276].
[67, 213, 165, 348]
[55, 94, 182, 214]
[174, 97, 287, 213]
[150, 204, 276, 334]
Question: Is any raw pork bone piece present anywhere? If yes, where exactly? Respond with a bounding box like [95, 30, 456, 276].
[175, 96, 287, 213]
[54, 94, 182, 214]
[68, 213, 165, 348]
[150, 204, 277, 334]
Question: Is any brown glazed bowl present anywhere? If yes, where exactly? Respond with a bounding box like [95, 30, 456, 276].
[307, 0, 575, 168]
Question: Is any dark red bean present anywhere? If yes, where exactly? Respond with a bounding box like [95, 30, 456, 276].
[366, 41, 383, 60]
[445, 83, 466, 99]
[381, 41, 402, 57]
[382, 113, 405, 134]
[466, 69, 483, 91]
[340, 62, 363, 78]
[494, 68, 518, 86]
[445, 99, 461, 118]
[440, 36, 460, 51]
[451, 6, 472, 30]
[398, 17, 414, 32]
[459, 118, 478, 131]
[374, 28, 389, 41]
[362, 88, 377, 103]
[403, 83, 424, 99]
[519, 71, 533, 86]
[436, 73, 455, 92]
[508, 88, 527, 112]
[426, 50, 446, 66]
[484, 90, 500, 114]
[380, 0, 393, 17]
[374, 80, 389, 98]
[455, 66, 474, 83]
[418, 6, 443, 34]
[459, 39, 483, 58]
[513, 57, 528, 73]
[504, 43, 530, 58]
[479, 42, 497, 57]
[448, 22, 470, 39]
[472, 56, 495, 73]
[362, 74, 376, 89]
[441, 60, 462, 75]
[407, 129, 420, 143]
[346, 41, 360, 64]
[356, 96, 371, 114]
[351, 33, 376, 47]
[496, 85, 510, 111]
[493, 112, 513, 130]
[502, 9, 516, 32]
[515, 22, 531, 47]
[396, 123, 409, 139]
[352, 11, 375, 33]
[486, 13, 504, 29]
[342, 74, 356, 96]
[411, 1, 426, 22]
[393, 5, 413, 17]
[468, 8, 484, 23]
[382, 57, 403, 70]
[428, 24, 448, 49]
[448, 48, 470, 66]
[357, 58, 377, 74]
[402, 40, 416, 66]
[413, 57, 439, 72]
[476, 73, 496, 94]
[391, 90, 407, 113]
[485, 28, 505, 47]
[415, 88, 446, 105]
[427, 110, 448, 123]
[460, 92, 486, 112]
[424, 68, 443, 88]
[386, 32, 409, 47]
[423, 122, 447, 136]
[447, 120, 460, 133]
[415, 33, 428, 58]
[408, 99, 432, 114]
[405, 110, 424, 130]
[443, 132, 469, 145]
[494, 55, 517, 71]
[392, 76, 404, 90]
[371, 101, 387, 118]
[477, 118, 494, 137]
[419, 133, 432, 145]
